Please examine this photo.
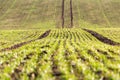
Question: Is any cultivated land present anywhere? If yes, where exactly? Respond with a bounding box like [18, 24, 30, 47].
[0, 0, 120, 80]
[0, 0, 120, 29]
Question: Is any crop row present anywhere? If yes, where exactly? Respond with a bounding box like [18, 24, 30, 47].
[0, 29, 120, 80]
[0, 30, 44, 49]
[91, 28, 120, 42]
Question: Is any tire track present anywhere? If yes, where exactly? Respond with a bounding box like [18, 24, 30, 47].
[0, 30, 51, 52]
[83, 29, 120, 46]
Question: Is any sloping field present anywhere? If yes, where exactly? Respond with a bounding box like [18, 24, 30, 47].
[90, 28, 120, 42]
[0, 29, 120, 80]
[0, 30, 45, 49]
[0, 0, 120, 29]
[0, 0, 120, 80]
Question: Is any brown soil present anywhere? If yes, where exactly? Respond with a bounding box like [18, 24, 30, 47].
[27, 50, 49, 80]
[83, 29, 120, 46]
[51, 53, 63, 77]
[38, 30, 51, 39]
[11, 53, 34, 80]
[0, 30, 51, 52]
[51, 41, 63, 80]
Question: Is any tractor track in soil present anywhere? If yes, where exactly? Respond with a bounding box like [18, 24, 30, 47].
[0, 30, 51, 52]
[83, 29, 120, 46]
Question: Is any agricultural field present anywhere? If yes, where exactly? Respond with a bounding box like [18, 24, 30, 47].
[90, 28, 120, 42]
[0, 29, 120, 80]
[0, 0, 120, 80]
[0, 0, 120, 29]
[0, 30, 45, 49]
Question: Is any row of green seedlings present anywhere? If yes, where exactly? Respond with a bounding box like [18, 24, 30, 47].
[47, 29, 120, 51]
[0, 30, 43, 49]
[51, 39, 77, 80]
[0, 38, 50, 80]
[12, 38, 55, 80]
[0, 38, 45, 69]
[65, 40, 95, 80]
[0, 33, 119, 80]
[24, 39, 82, 80]
[48, 29, 98, 43]
[95, 29, 120, 42]
[75, 29, 120, 46]
[0, 30, 39, 41]
[68, 38, 120, 80]
[44, 34, 120, 80]
[0, 38, 76, 80]
[0, 28, 119, 79]
[48, 29, 115, 49]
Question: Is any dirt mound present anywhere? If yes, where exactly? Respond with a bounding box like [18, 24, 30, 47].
[0, 30, 51, 52]
[83, 29, 120, 46]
